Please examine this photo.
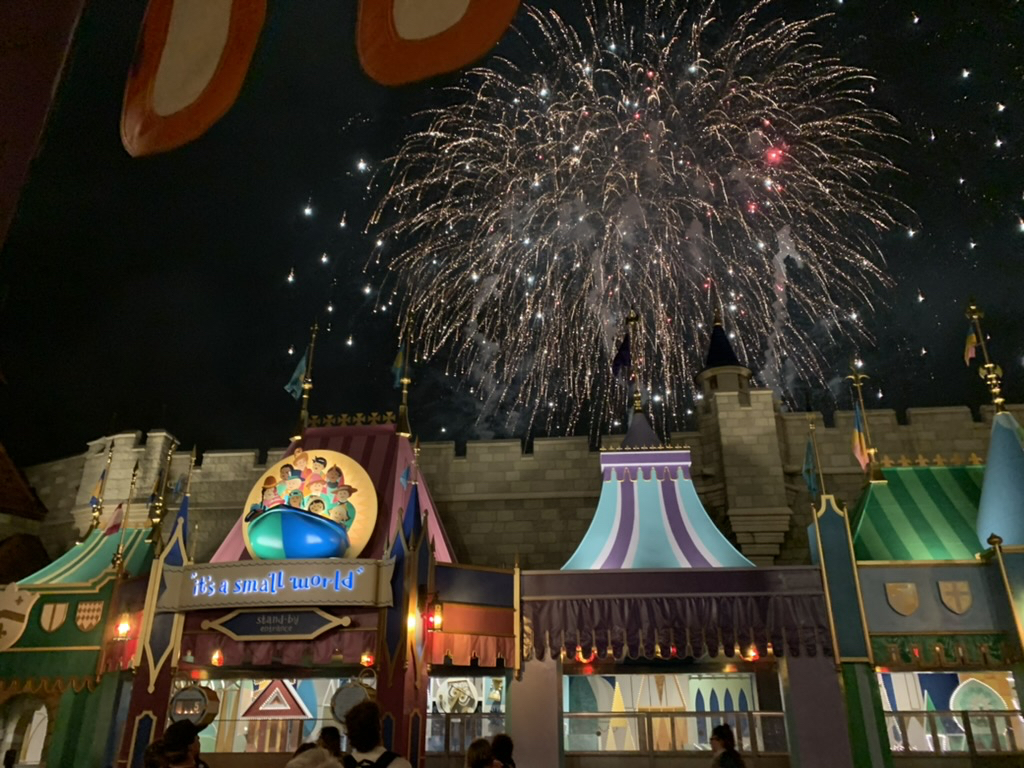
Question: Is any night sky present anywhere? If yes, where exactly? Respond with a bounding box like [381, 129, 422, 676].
[1, 0, 1022, 466]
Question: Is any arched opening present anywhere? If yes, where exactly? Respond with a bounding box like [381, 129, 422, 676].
[0, 694, 50, 767]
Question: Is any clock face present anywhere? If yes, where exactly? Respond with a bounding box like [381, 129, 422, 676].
[242, 450, 378, 559]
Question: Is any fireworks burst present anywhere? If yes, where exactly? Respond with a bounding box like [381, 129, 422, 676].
[371, 0, 901, 435]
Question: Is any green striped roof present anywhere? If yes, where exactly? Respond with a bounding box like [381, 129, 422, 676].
[852, 466, 984, 561]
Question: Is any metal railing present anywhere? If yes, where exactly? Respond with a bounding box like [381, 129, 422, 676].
[563, 710, 788, 756]
[885, 710, 1024, 755]
[425, 713, 508, 755]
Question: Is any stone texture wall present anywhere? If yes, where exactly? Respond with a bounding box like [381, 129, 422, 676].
[12, 400, 1022, 569]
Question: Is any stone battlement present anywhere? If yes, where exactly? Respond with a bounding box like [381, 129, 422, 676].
[15, 400, 1022, 570]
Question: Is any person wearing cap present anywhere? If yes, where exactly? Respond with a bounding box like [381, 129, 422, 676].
[163, 720, 210, 768]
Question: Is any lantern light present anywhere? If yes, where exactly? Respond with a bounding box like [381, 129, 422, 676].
[360, 651, 375, 667]
[115, 613, 132, 640]
[211, 649, 224, 667]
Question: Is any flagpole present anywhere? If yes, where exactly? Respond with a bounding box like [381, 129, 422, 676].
[148, 439, 178, 553]
[112, 461, 140, 576]
[184, 446, 197, 562]
[809, 418, 827, 497]
[966, 301, 1006, 413]
[397, 320, 413, 438]
[87, 441, 115, 538]
[627, 309, 642, 413]
[291, 321, 319, 443]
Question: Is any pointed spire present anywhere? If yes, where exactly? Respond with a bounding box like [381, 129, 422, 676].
[702, 311, 743, 370]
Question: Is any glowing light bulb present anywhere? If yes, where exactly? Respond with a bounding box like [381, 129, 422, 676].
[321, 252, 329, 264]
[287, 268, 295, 283]
[303, 199, 313, 216]
[288, 345, 295, 355]
[961, 68, 970, 79]
[327, 302, 334, 313]
[357, 159, 368, 172]
[346, 336, 353, 346]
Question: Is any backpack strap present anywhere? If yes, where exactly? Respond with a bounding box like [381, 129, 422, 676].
[341, 755, 358, 768]
[375, 751, 398, 767]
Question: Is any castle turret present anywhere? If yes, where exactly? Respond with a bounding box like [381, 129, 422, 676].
[695, 314, 792, 564]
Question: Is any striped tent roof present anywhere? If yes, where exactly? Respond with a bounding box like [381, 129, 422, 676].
[563, 448, 752, 570]
[852, 466, 984, 561]
[19, 527, 152, 585]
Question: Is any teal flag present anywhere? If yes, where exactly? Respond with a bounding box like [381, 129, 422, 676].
[802, 439, 819, 497]
[284, 350, 307, 400]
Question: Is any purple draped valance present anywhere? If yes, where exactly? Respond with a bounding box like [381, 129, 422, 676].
[522, 567, 831, 660]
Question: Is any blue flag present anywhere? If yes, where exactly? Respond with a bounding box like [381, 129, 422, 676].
[612, 332, 631, 378]
[177, 493, 190, 551]
[392, 345, 406, 388]
[802, 439, 819, 497]
[89, 468, 106, 508]
[399, 465, 411, 490]
[284, 350, 307, 400]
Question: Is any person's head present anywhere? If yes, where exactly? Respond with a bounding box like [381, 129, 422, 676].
[142, 740, 169, 768]
[163, 720, 201, 759]
[344, 701, 383, 753]
[711, 723, 736, 754]
[327, 466, 342, 483]
[288, 489, 305, 506]
[308, 498, 326, 515]
[313, 456, 328, 472]
[466, 738, 493, 768]
[491, 733, 514, 763]
[317, 725, 342, 756]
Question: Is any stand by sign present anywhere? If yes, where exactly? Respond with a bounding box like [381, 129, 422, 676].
[157, 559, 395, 612]
[201, 608, 350, 641]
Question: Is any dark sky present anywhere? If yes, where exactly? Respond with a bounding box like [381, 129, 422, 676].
[1, 0, 1022, 465]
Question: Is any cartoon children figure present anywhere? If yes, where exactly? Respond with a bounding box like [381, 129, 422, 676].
[307, 497, 327, 516]
[286, 489, 304, 509]
[279, 463, 294, 481]
[292, 451, 311, 480]
[312, 456, 328, 474]
[326, 465, 343, 492]
[329, 482, 358, 529]
[261, 475, 283, 508]
[305, 476, 327, 498]
[282, 473, 303, 498]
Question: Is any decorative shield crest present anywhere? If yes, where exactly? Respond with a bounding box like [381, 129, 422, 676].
[885, 582, 919, 616]
[939, 581, 973, 615]
[0, 583, 38, 652]
[75, 600, 105, 632]
[40, 602, 69, 633]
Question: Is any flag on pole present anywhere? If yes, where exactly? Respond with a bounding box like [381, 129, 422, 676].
[284, 350, 308, 400]
[802, 439, 819, 497]
[391, 345, 406, 388]
[964, 324, 979, 366]
[176, 493, 190, 553]
[612, 332, 631, 378]
[148, 467, 165, 507]
[852, 403, 870, 471]
[104, 504, 125, 537]
[89, 468, 106, 509]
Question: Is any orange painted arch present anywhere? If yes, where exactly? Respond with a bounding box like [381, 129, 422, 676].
[121, 0, 266, 157]
[357, 0, 521, 86]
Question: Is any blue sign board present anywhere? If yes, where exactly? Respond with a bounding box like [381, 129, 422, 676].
[202, 609, 344, 641]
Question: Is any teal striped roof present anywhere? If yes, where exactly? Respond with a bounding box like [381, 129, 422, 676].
[852, 466, 984, 561]
[19, 527, 152, 586]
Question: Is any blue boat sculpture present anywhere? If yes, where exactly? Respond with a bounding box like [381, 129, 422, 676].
[245, 505, 351, 559]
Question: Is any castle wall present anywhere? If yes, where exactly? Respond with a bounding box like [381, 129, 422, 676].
[10, 401, 1021, 570]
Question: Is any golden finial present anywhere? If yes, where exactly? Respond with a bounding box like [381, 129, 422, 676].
[625, 310, 643, 413]
[966, 300, 1006, 413]
[713, 306, 723, 326]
